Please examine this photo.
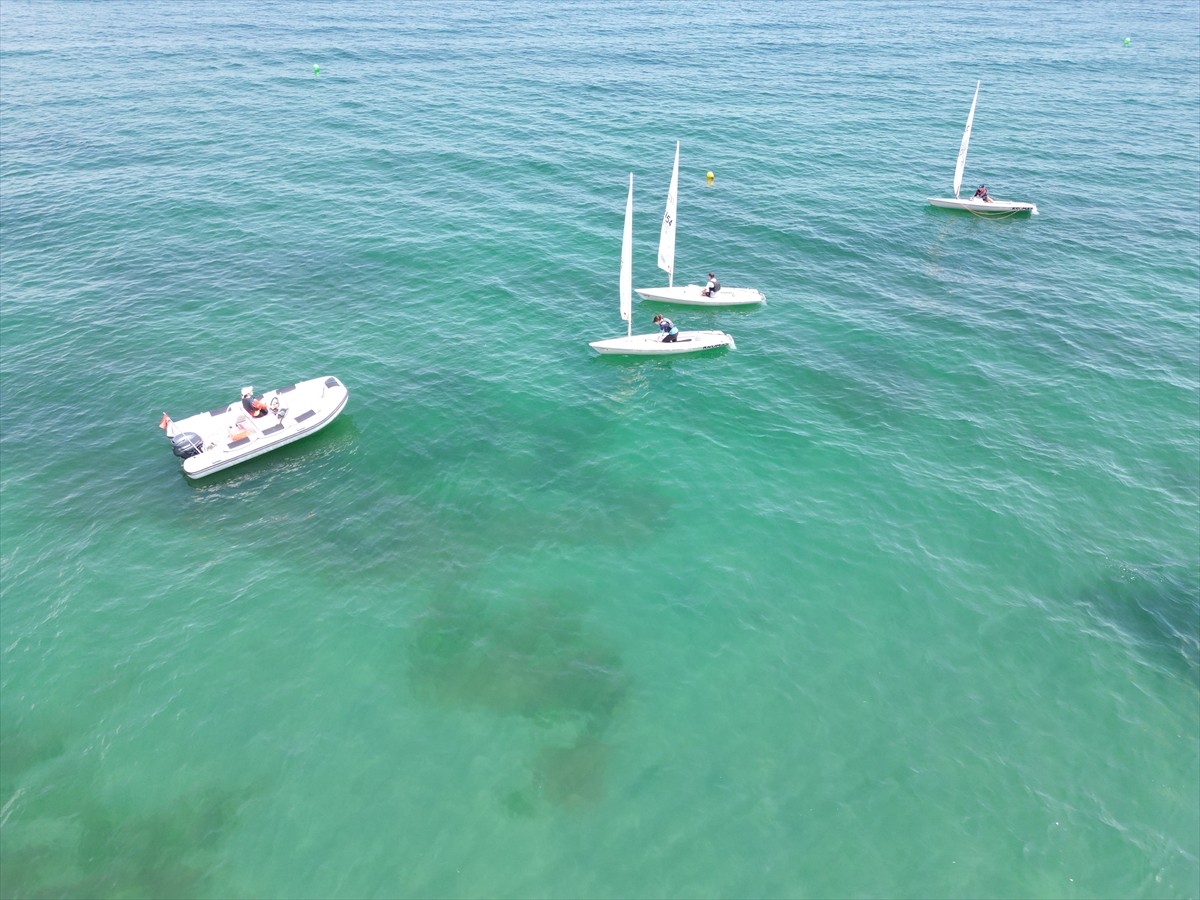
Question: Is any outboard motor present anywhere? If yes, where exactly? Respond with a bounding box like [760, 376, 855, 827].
[170, 432, 205, 459]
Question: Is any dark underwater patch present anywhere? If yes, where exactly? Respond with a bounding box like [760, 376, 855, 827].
[1076, 563, 1200, 684]
[409, 591, 629, 814]
[1, 781, 253, 900]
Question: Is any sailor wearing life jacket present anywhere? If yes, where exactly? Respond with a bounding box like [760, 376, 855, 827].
[241, 386, 269, 418]
[702, 272, 721, 297]
[653, 314, 680, 343]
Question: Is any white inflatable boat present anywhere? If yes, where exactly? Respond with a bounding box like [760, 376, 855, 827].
[161, 376, 348, 479]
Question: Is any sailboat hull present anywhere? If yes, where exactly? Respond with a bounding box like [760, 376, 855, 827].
[634, 285, 765, 306]
[928, 196, 1038, 215]
[589, 330, 736, 355]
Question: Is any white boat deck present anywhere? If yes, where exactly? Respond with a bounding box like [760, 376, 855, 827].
[928, 196, 1038, 215]
[635, 284, 765, 306]
[589, 330, 736, 356]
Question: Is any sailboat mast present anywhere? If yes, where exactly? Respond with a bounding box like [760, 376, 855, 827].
[621, 173, 633, 338]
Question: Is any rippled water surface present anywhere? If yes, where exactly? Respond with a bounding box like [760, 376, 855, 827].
[2, 2, 1198, 898]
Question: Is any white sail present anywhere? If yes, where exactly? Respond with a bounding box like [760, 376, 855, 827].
[952, 81, 980, 199]
[657, 141, 679, 287]
[620, 173, 633, 335]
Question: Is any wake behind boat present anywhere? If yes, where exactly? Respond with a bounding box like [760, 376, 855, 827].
[634, 141, 765, 305]
[589, 174, 736, 357]
[160, 376, 348, 478]
[927, 81, 1038, 217]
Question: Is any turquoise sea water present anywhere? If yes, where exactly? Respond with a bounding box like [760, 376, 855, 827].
[2, 2, 1198, 898]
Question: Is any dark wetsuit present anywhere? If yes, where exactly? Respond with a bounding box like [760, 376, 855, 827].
[659, 317, 679, 343]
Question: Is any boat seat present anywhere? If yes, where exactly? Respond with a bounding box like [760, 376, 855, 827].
[228, 414, 259, 444]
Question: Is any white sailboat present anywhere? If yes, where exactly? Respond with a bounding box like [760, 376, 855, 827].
[634, 142, 765, 306]
[928, 81, 1038, 216]
[589, 174, 736, 356]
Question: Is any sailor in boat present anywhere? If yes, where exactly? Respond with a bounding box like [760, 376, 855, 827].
[973, 185, 992, 203]
[653, 314, 680, 343]
[241, 386, 270, 418]
[701, 272, 721, 297]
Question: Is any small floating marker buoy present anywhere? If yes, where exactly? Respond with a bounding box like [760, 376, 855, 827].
[1123, 37, 1131, 46]
[313, 63, 321, 75]
[706, 170, 714, 185]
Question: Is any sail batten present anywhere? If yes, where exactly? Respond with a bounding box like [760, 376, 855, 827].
[952, 81, 980, 199]
[657, 141, 679, 287]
